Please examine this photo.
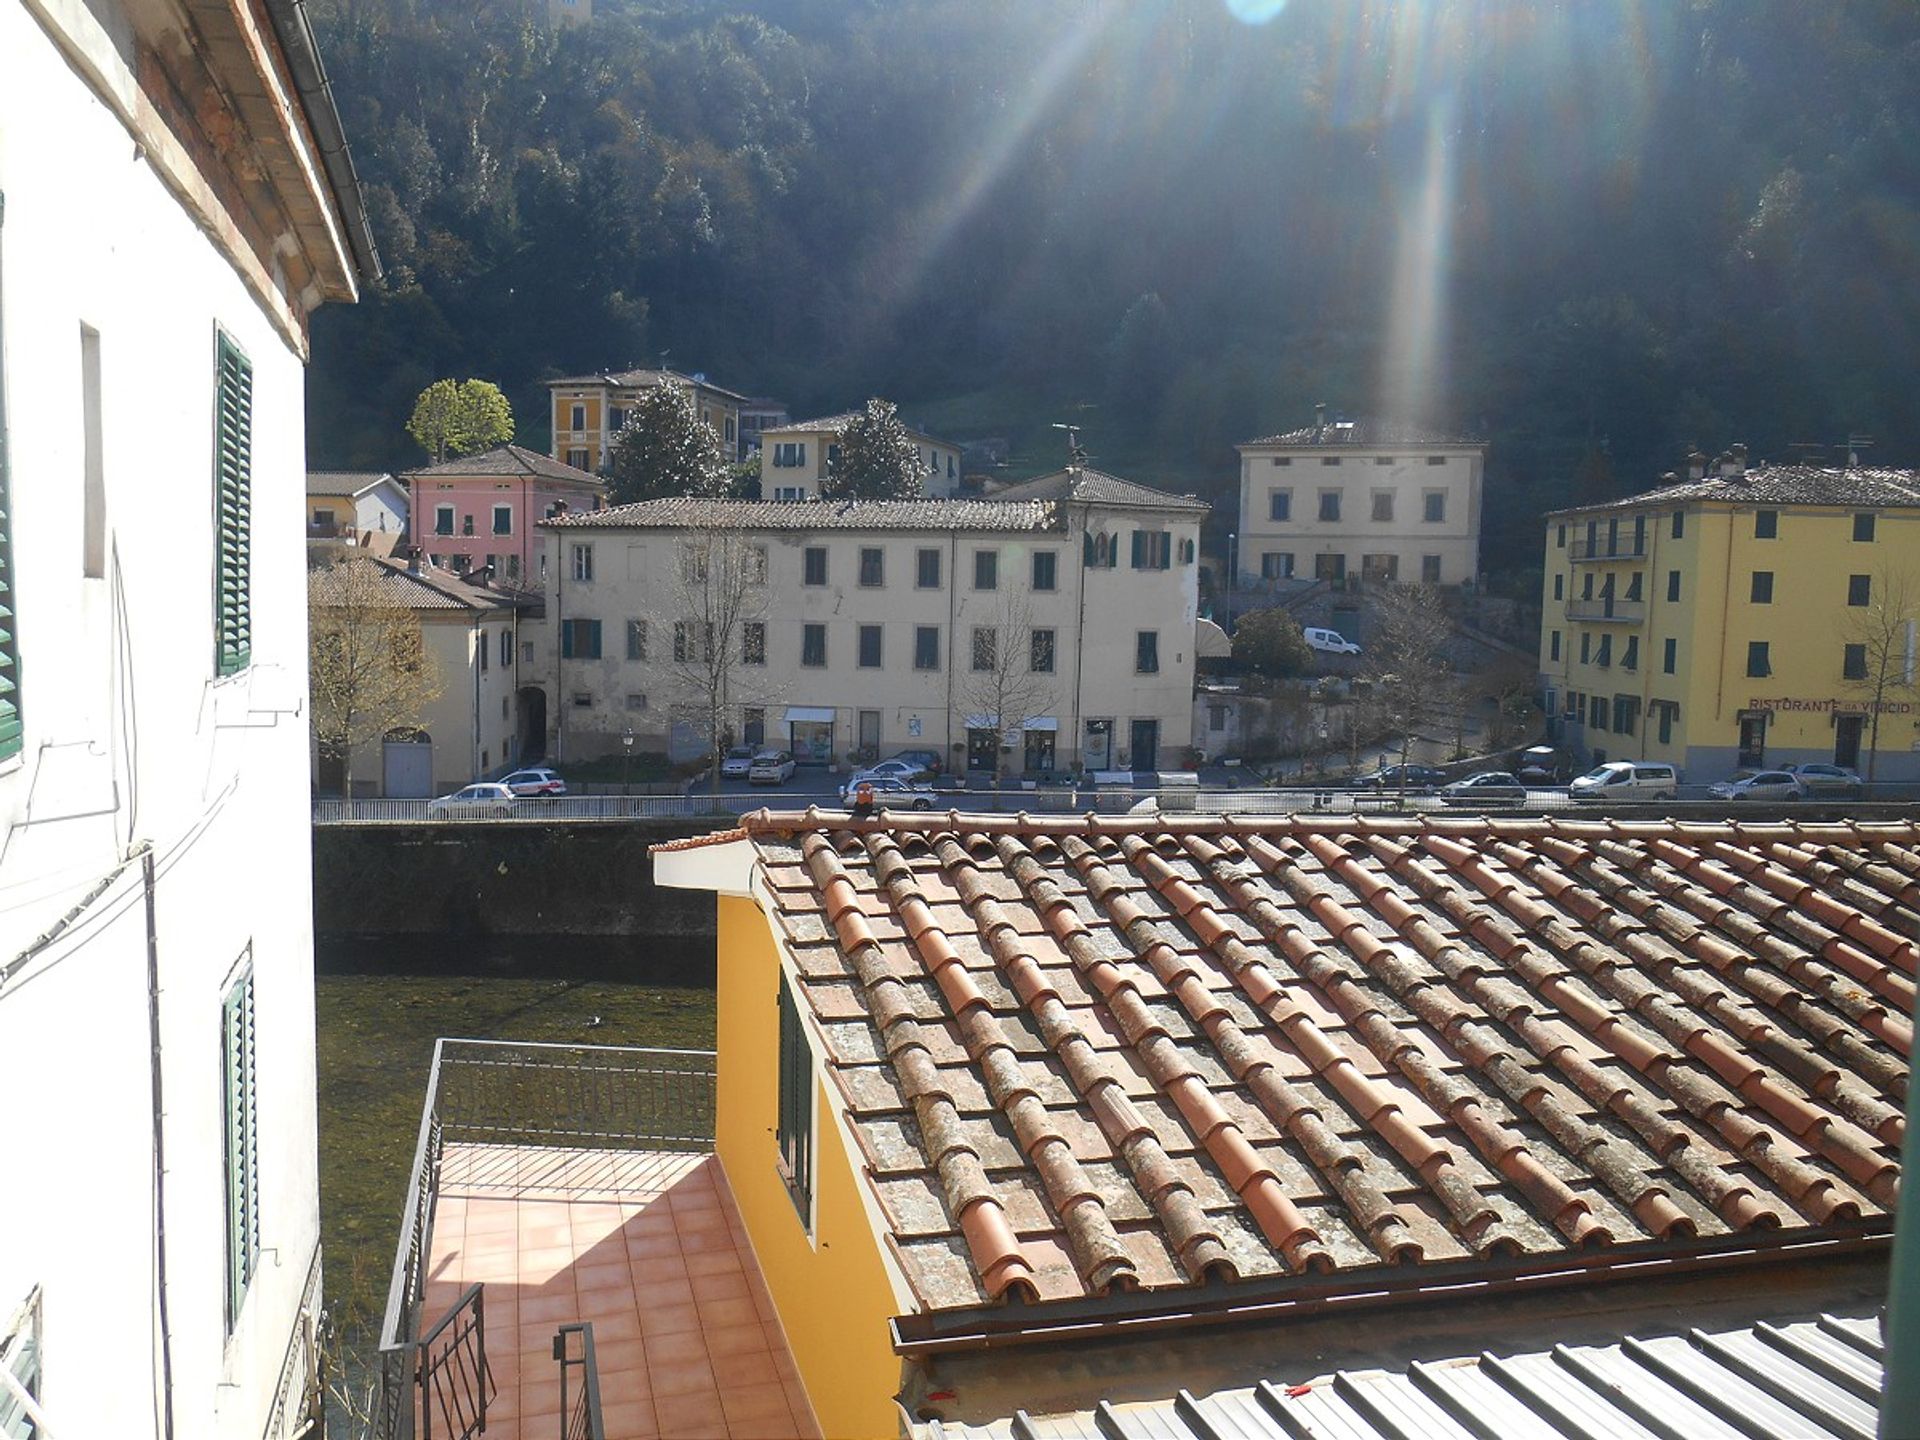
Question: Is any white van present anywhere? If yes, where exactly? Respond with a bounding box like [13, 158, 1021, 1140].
[1569, 760, 1679, 801]
[1304, 627, 1361, 656]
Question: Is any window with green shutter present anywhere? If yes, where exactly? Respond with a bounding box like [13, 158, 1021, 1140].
[213, 332, 253, 675]
[221, 960, 260, 1329]
[776, 973, 813, 1224]
[0, 191, 19, 761]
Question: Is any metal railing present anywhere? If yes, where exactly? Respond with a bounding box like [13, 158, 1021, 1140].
[555, 1323, 606, 1440]
[416, 1286, 493, 1440]
[376, 1041, 717, 1439]
[1564, 598, 1646, 623]
[1569, 537, 1646, 561]
[315, 794, 738, 823]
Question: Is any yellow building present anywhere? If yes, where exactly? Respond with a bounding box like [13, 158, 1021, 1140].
[546, 366, 751, 471]
[1539, 450, 1920, 780]
[760, 411, 964, 499]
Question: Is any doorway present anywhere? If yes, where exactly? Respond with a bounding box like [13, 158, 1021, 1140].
[515, 687, 547, 763]
[1083, 718, 1114, 771]
[1129, 718, 1160, 772]
[857, 710, 882, 764]
[382, 730, 433, 797]
[789, 719, 833, 764]
[1737, 711, 1768, 768]
[743, 707, 765, 749]
[967, 728, 998, 773]
[1835, 713, 1864, 770]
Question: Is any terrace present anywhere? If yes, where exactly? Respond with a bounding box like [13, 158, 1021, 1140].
[375, 1039, 817, 1440]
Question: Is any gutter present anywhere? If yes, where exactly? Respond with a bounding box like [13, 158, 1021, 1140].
[259, 0, 383, 284]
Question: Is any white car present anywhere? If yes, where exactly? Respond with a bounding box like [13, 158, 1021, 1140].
[1710, 769, 1802, 802]
[500, 767, 567, 796]
[747, 750, 797, 785]
[1304, 626, 1361, 656]
[1569, 761, 1678, 802]
[840, 776, 937, 810]
[427, 783, 519, 818]
[847, 759, 932, 788]
[718, 746, 757, 780]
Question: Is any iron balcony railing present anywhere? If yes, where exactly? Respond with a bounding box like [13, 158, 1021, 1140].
[376, 1041, 717, 1440]
[555, 1323, 606, 1440]
[1564, 598, 1647, 624]
[1568, 537, 1648, 561]
[315, 794, 738, 823]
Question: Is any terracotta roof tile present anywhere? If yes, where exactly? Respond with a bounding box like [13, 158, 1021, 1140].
[668, 813, 1909, 1317]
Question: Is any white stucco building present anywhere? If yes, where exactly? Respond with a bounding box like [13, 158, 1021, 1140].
[305, 469, 409, 554]
[0, 0, 374, 1434]
[533, 468, 1209, 774]
[760, 411, 965, 500]
[1235, 408, 1486, 587]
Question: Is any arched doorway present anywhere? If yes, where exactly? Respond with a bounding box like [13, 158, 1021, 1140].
[382, 728, 433, 797]
[516, 687, 548, 763]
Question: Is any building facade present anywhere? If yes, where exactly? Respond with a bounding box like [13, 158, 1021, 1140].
[534, 469, 1207, 774]
[0, 0, 374, 1433]
[309, 557, 529, 796]
[759, 412, 964, 500]
[406, 444, 606, 584]
[1235, 409, 1485, 587]
[738, 396, 790, 456]
[546, 367, 751, 469]
[1539, 452, 1920, 780]
[305, 468, 408, 554]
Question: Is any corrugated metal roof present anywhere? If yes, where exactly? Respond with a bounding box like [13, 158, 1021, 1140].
[918, 1312, 1884, 1440]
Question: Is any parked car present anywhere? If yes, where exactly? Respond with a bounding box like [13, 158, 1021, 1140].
[1439, 771, 1528, 807]
[718, 746, 757, 780]
[427, 783, 519, 818]
[841, 776, 937, 810]
[1352, 764, 1447, 790]
[1710, 769, 1803, 802]
[848, 758, 933, 788]
[889, 748, 944, 777]
[1785, 763, 1863, 799]
[1305, 626, 1362, 656]
[500, 767, 567, 796]
[1568, 761, 1679, 802]
[747, 750, 797, 785]
[1513, 745, 1570, 784]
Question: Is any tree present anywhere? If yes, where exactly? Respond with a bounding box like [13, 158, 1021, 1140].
[1363, 584, 1461, 779]
[1842, 567, 1920, 781]
[821, 398, 926, 501]
[1232, 607, 1313, 679]
[309, 557, 444, 797]
[406, 378, 514, 462]
[607, 380, 730, 505]
[955, 591, 1057, 781]
[662, 531, 781, 793]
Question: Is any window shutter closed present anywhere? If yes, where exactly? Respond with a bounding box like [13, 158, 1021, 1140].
[777, 974, 813, 1219]
[1158, 532, 1171, 570]
[1130, 531, 1144, 568]
[1084, 532, 1095, 565]
[222, 966, 260, 1328]
[213, 333, 253, 675]
[561, 623, 575, 659]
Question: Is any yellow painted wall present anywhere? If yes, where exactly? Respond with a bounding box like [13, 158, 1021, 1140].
[716, 894, 905, 1440]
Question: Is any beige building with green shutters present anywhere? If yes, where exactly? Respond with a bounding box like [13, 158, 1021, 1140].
[532, 468, 1210, 775]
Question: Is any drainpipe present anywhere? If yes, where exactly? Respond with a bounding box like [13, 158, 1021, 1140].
[472, 613, 483, 779]
[555, 529, 566, 765]
[1071, 504, 1089, 770]
[144, 849, 176, 1440]
[945, 529, 958, 767]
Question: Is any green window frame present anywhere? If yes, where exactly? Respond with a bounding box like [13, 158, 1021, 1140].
[776, 973, 813, 1223]
[221, 960, 260, 1330]
[213, 331, 253, 675]
[0, 192, 19, 760]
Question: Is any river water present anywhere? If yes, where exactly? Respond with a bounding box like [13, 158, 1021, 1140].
[313, 935, 717, 1346]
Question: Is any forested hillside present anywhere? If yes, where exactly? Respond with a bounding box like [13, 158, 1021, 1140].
[307, 0, 1920, 577]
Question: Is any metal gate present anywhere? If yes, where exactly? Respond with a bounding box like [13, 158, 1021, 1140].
[383, 737, 433, 797]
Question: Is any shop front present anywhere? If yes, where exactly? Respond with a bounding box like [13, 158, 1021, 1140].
[784, 706, 835, 765]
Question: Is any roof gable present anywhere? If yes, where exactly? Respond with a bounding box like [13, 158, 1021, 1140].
[680, 813, 1908, 1323]
[990, 466, 1209, 514]
[1553, 464, 1920, 516]
[405, 444, 606, 487]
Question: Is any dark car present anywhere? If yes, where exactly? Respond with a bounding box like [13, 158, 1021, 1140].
[1439, 771, 1528, 807]
[889, 748, 943, 777]
[1352, 764, 1447, 790]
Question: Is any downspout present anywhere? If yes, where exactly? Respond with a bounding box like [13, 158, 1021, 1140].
[472, 613, 483, 779]
[555, 529, 566, 765]
[945, 529, 957, 765]
[1714, 504, 1733, 735]
[1639, 513, 1658, 760]
[1071, 504, 1089, 770]
[144, 849, 176, 1440]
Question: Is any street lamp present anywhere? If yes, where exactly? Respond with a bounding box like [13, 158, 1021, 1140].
[621, 726, 634, 798]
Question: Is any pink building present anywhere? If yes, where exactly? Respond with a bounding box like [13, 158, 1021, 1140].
[407, 445, 607, 584]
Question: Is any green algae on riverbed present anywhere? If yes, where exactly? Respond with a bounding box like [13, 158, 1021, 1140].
[316, 973, 716, 1337]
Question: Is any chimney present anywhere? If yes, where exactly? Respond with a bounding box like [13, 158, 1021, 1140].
[553, 499, 570, 517]
[1685, 449, 1707, 481]
[406, 546, 423, 575]
[1728, 442, 1748, 476]
[1314, 402, 1329, 435]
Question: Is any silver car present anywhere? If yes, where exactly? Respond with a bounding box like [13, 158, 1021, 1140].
[1785, 763, 1862, 798]
[1709, 769, 1802, 802]
[427, 782, 519, 818]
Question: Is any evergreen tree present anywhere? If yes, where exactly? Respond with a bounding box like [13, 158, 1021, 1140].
[1231, 607, 1313, 679]
[606, 380, 731, 504]
[821, 399, 925, 501]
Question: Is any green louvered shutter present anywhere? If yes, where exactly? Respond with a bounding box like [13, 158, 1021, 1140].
[0, 192, 19, 761]
[222, 966, 260, 1329]
[776, 973, 812, 1223]
[213, 333, 253, 676]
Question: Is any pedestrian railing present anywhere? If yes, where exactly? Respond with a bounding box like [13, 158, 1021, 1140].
[315, 794, 740, 823]
[555, 1323, 606, 1440]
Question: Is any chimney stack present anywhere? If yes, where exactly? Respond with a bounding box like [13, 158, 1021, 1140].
[1314, 402, 1328, 436]
[1686, 449, 1707, 481]
[553, 499, 570, 517]
[406, 546, 423, 575]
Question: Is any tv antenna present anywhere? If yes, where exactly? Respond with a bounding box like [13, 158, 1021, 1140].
[1050, 422, 1089, 468]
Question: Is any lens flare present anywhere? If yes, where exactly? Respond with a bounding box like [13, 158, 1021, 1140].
[1381, 102, 1454, 425]
[1224, 0, 1289, 22]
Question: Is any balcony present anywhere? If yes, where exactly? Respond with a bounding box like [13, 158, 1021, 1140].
[1565, 598, 1646, 624]
[377, 1040, 816, 1440]
[1568, 538, 1646, 562]
[308, 520, 360, 540]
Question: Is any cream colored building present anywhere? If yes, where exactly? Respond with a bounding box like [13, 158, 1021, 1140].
[533, 468, 1208, 774]
[547, 367, 751, 470]
[309, 557, 530, 796]
[1235, 409, 1486, 586]
[760, 411, 964, 499]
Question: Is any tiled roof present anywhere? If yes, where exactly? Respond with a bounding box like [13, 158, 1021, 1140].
[1553, 464, 1920, 516]
[761, 411, 951, 446]
[1242, 419, 1482, 448]
[707, 813, 1908, 1318]
[546, 367, 752, 402]
[918, 1310, 1887, 1440]
[307, 555, 518, 612]
[989, 466, 1209, 514]
[405, 445, 607, 486]
[306, 469, 392, 496]
[542, 497, 1059, 533]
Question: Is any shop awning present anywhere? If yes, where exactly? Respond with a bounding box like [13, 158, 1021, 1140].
[1020, 717, 1059, 732]
[963, 715, 998, 730]
[783, 706, 836, 724]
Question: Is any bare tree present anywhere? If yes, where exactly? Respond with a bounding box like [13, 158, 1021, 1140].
[1842, 566, 1920, 780]
[956, 590, 1058, 780]
[662, 530, 782, 792]
[1363, 583, 1461, 782]
[309, 557, 443, 797]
